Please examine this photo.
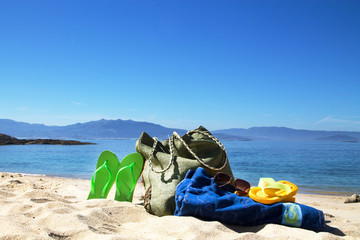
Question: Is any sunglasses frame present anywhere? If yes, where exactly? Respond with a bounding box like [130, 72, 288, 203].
[234, 178, 251, 196]
[214, 172, 251, 196]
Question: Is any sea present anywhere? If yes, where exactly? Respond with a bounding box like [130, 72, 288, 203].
[0, 139, 359, 195]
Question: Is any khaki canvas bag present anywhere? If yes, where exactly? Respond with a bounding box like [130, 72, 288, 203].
[135, 126, 234, 216]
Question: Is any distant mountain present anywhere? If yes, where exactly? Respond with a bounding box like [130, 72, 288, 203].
[1, 119, 360, 141]
[0, 119, 249, 141]
[0, 119, 56, 138]
[213, 127, 360, 141]
[0, 119, 187, 139]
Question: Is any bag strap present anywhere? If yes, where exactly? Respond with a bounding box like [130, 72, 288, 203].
[148, 130, 228, 173]
[148, 135, 175, 173]
[176, 129, 228, 171]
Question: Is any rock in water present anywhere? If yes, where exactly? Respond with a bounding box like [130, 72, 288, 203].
[0, 133, 95, 145]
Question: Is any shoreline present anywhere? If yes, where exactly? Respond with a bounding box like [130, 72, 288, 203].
[6, 171, 357, 198]
[0, 172, 359, 239]
[300, 189, 357, 196]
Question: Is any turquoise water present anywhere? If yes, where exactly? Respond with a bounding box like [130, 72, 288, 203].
[0, 139, 359, 195]
[226, 140, 360, 195]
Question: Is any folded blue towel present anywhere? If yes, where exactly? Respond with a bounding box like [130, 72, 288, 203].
[174, 168, 325, 232]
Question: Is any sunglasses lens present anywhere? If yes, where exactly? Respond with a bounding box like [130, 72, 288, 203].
[214, 172, 231, 185]
[214, 173, 251, 195]
[214, 172, 236, 192]
[234, 179, 251, 192]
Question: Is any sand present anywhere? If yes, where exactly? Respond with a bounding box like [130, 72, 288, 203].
[0, 172, 359, 240]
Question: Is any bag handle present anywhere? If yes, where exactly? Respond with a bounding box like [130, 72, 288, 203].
[147, 135, 175, 173]
[148, 130, 228, 173]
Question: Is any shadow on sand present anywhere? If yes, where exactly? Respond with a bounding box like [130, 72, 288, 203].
[222, 222, 345, 237]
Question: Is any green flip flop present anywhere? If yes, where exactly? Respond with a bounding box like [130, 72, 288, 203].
[114, 152, 144, 202]
[88, 150, 120, 200]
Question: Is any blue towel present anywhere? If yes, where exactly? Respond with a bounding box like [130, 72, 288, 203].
[174, 168, 325, 232]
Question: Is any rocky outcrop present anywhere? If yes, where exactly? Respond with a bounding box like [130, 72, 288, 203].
[344, 194, 360, 203]
[315, 134, 358, 142]
[0, 133, 94, 145]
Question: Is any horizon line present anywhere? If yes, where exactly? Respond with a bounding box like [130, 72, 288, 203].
[1, 118, 360, 133]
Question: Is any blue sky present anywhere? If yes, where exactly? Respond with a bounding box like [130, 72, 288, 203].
[1, 0, 360, 131]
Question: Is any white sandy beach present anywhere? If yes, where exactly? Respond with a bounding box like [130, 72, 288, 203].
[0, 172, 359, 240]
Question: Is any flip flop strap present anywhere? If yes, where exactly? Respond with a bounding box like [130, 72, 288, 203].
[116, 162, 136, 198]
[90, 160, 112, 198]
[262, 182, 291, 191]
[258, 178, 291, 195]
[148, 130, 228, 173]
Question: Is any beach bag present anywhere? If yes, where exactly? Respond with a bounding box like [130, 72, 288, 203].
[135, 126, 234, 216]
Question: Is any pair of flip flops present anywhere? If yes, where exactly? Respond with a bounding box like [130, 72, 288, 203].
[87, 151, 144, 202]
[249, 178, 298, 205]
